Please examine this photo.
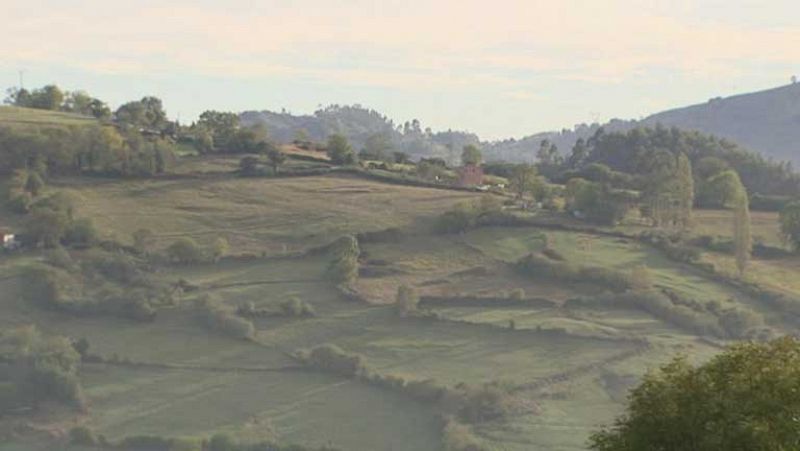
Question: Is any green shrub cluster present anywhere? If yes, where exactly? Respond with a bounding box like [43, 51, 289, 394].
[0, 325, 87, 412]
[638, 230, 700, 263]
[0, 123, 176, 177]
[21, 251, 164, 322]
[197, 297, 255, 341]
[441, 417, 486, 451]
[435, 197, 508, 234]
[566, 290, 767, 339]
[236, 297, 315, 319]
[517, 253, 634, 292]
[297, 344, 367, 377]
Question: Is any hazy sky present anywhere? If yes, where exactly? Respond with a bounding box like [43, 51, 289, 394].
[1, 0, 798, 139]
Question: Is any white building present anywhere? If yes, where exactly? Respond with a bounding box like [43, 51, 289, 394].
[1, 230, 19, 250]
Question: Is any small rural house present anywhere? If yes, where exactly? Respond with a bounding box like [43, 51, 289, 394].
[1, 229, 19, 251]
[458, 164, 484, 187]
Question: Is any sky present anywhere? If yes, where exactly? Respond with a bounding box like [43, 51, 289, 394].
[1, 0, 798, 140]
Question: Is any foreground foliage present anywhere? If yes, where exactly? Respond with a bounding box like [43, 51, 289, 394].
[589, 337, 800, 451]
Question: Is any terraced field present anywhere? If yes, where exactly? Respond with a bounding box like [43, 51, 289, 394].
[4, 170, 800, 451]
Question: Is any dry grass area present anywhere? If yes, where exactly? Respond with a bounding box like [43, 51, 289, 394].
[0, 105, 98, 129]
[691, 209, 782, 246]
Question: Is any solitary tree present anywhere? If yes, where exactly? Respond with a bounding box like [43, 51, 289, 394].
[326, 134, 355, 165]
[707, 170, 751, 276]
[395, 285, 419, 317]
[327, 235, 360, 285]
[734, 192, 752, 276]
[166, 238, 204, 264]
[210, 237, 229, 263]
[509, 164, 539, 200]
[132, 228, 155, 255]
[461, 144, 482, 166]
[266, 148, 287, 174]
[675, 152, 694, 229]
[589, 337, 800, 451]
[780, 201, 800, 251]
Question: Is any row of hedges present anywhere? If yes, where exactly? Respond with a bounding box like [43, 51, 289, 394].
[690, 234, 791, 259]
[565, 289, 770, 340]
[516, 253, 635, 292]
[237, 298, 315, 319]
[70, 428, 341, 451]
[296, 344, 514, 425]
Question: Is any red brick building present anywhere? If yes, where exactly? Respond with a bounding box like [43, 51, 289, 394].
[458, 164, 484, 187]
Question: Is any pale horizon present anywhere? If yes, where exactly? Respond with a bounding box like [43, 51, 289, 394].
[2, 0, 798, 140]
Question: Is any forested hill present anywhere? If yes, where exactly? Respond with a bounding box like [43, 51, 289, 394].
[242, 83, 800, 166]
[240, 105, 479, 165]
[639, 83, 800, 165]
[486, 82, 800, 165]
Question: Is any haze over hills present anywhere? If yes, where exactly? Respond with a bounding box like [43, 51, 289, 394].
[243, 83, 800, 165]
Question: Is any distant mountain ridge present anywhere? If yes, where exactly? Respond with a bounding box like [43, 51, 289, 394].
[242, 83, 800, 165]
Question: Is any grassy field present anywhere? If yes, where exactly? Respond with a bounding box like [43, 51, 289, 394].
[53, 174, 481, 255]
[691, 209, 782, 246]
[0, 106, 98, 128]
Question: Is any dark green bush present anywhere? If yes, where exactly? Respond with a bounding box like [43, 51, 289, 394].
[298, 344, 366, 377]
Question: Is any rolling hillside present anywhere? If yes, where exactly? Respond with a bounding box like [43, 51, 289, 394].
[486, 82, 800, 164]
[241, 83, 800, 166]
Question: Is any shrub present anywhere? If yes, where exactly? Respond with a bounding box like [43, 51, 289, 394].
[327, 236, 360, 284]
[198, 297, 255, 340]
[166, 237, 205, 264]
[508, 288, 526, 301]
[629, 265, 653, 290]
[396, 285, 419, 316]
[1, 325, 87, 411]
[46, 246, 76, 271]
[279, 297, 316, 317]
[517, 253, 633, 292]
[69, 426, 98, 446]
[452, 383, 514, 423]
[64, 218, 98, 247]
[441, 417, 486, 451]
[299, 344, 366, 377]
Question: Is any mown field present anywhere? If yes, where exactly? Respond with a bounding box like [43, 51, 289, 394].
[52, 174, 481, 256]
[4, 168, 800, 451]
[0, 106, 98, 129]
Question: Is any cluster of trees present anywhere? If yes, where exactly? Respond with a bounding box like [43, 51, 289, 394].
[192, 110, 275, 154]
[18, 191, 99, 248]
[21, 248, 168, 322]
[0, 325, 86, 412]
[436, 196, 505, 234]
[241, 104, 480, 165]
[564, 178, 638, 225]
[0, 123, 176, 177]
[5, 85, 110, 119]
[590, 337, 800, 450]
[558, 125, 800, 200]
